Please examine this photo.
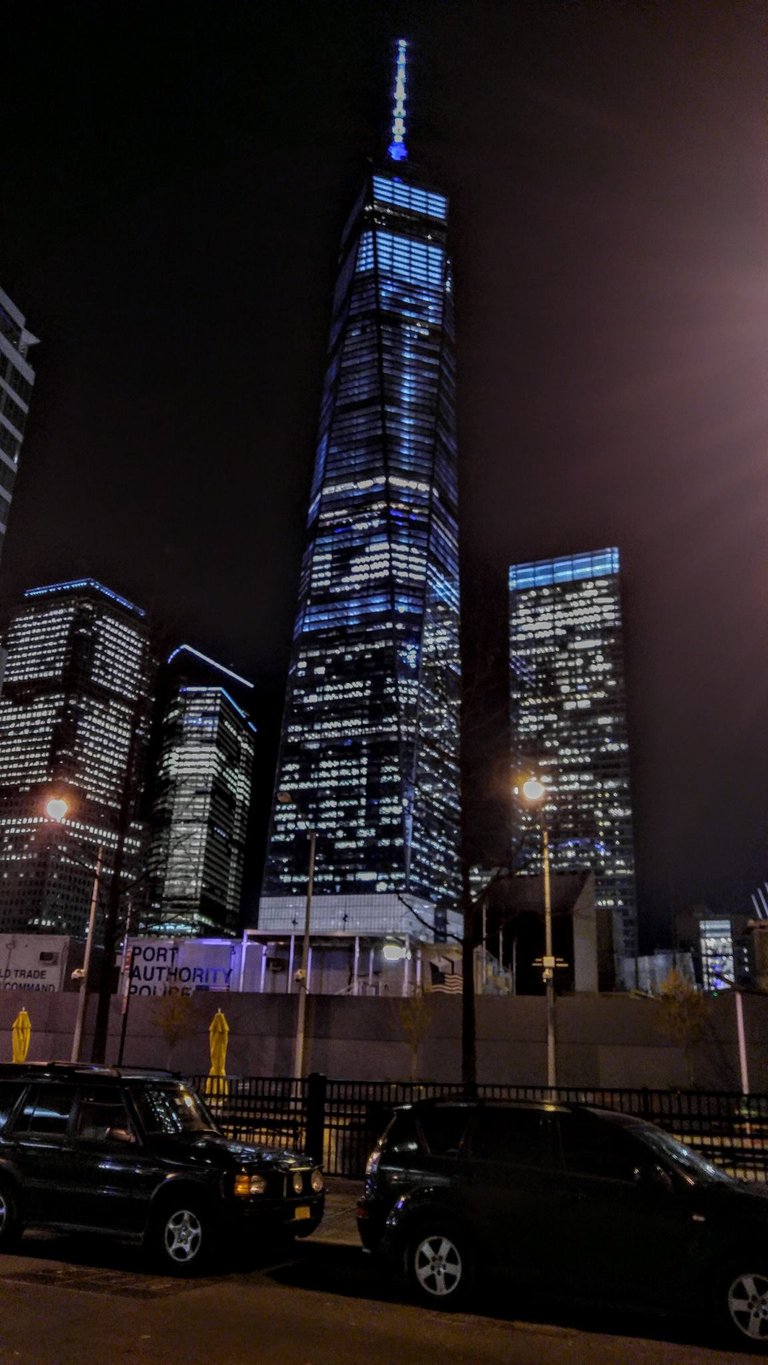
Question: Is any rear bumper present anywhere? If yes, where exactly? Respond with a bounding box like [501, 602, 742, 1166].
[355, 1196, 389, 1253]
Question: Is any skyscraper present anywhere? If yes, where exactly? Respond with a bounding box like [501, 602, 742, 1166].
[260, 42, 461, 940]
[0, 579, 154, 939]
[508, 548, 637, 981]
[145, 645, 256, 937]
[0, 286, 37, 569]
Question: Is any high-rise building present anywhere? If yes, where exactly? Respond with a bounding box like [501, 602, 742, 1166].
[508, 548, 637, 980]
[144, 645, 256, 938]
[0, 286, 38, 569]
[0, 579, 154, 939]
[260, 41, 461, 940]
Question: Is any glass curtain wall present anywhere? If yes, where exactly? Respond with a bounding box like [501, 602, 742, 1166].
[509, 549, 638, 974]
[262, 163, 461, 927]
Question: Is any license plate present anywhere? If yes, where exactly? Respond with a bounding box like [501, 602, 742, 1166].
[292, 1205, 311, 1221]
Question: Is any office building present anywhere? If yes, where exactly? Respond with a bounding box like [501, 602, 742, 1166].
[260, 41, 462, 940]
[0, 579, 154, 938]
[509, 548, 637, 982]
[144, 645, 256, 938]
[0, 286, 37, 568]
[699, 918, 738, 992]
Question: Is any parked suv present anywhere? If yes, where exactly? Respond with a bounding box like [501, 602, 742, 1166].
[0, 1063, 324, 1273]
[357, 1098, 768, 1348]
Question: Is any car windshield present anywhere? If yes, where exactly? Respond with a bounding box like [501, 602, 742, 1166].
[133, 1083, 220, 1137]
[634, 1121, 731, 1185]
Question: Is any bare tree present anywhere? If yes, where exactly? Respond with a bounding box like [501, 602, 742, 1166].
[151, 993, 197, 1069]
[390, 992, 435, 1082]
[655, 968, 711, 1087]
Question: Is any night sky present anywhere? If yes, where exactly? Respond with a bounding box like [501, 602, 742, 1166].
[1, 0, 766, 944]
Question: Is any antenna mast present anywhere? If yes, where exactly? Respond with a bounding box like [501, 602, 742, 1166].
[387, 38, 408, 163]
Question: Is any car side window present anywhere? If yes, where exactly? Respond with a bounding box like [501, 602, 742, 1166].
[15, 1084, 77, 1136]
[75, 1086, 136, 1143]
[383, 1112, 421, 1156]
[417, 1108, 472, 1158]
[558, 1115, 641, 1181]
[0, 1081, 25, 1132]
[470, 1109, 554, 1166]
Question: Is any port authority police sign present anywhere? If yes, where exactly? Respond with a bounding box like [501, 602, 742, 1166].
[126, 939, 240, 996]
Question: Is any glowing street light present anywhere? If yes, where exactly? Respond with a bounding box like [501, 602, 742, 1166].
[520, 775, 557, 1089]
[45, 797, 69, 824]
[522, 777, 546, 805]
[382, 940, 408, 962]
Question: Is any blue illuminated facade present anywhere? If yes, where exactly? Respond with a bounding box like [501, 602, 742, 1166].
[261, 50, 461, 939]
[509, 549, 638, 982]
[0, 286, 37, 569]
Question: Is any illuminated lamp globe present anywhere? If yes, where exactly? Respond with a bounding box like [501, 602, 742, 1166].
[382, 941, 407, 962]
[45, 797, 69, 823]
[521, 778, 546, 804]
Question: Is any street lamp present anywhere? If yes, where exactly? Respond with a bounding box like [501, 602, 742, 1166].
[276, 792, 316, 1079]
[520, 776, 557, 1089]
[45, 797, 69, 824]
[293, 829, 316, 1078]
[44, 796, 103, 1063]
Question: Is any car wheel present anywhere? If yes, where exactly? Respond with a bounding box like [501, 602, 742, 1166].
[150, 1198, 211, 1274]
[0, 1183, 20, 1251]
[722, 1266, 768, 1348]
[408, 1227, 469, 1307]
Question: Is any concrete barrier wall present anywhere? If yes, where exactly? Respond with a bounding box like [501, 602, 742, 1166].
[1, 988, 765, 1092]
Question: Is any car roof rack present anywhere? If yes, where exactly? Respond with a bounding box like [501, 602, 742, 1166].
[399, 1095, 572, 1114]
[0, 1062, 179, 1080]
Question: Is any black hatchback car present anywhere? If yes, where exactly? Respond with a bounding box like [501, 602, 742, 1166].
[0, 1063, 324, 1272]
[357, 1098, 768, 1349]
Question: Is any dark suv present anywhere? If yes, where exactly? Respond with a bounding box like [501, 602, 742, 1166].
[0, 1063, 324, 1273]
[357, 1098, 768, 1349]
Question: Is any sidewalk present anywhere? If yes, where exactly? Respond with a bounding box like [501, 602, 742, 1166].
[310, 1176, 363, 1246]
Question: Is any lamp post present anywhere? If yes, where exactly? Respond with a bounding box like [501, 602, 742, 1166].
[91, 692, 145, 1065]
[71, 845, 103, 1063]
[521, 777, 557, 1089]
[293, 828, 316, 1079]
[116, 938, 136, 1068]
[276, 791, 317, 1079]
[460, 860, 477, 1094]
[44, 797, 103, 1063]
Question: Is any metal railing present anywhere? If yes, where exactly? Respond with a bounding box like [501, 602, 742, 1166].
[190, 1074, 768, 1183]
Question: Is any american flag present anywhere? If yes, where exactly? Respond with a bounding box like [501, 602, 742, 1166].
[430, 964, 463, 994]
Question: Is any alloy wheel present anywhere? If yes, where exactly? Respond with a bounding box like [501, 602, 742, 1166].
[163, 1207, 204, 1265]
[0, 1185, 19, 1250]
[727, 1271, 768, 1342]
[413, 1233, 463, 1300]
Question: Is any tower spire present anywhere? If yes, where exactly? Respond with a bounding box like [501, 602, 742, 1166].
[387, 38, 408, 163]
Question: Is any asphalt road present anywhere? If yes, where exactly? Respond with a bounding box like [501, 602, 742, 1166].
[0, 1181, 756, 1364]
